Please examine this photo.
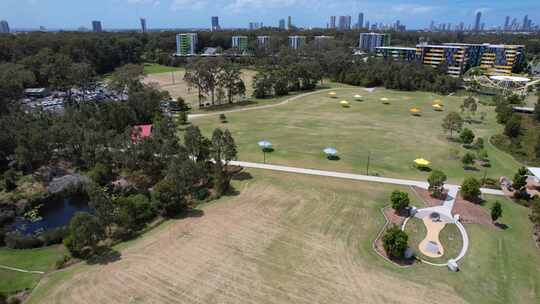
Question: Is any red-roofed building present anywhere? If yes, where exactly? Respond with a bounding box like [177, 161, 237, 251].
[131, 124, 153, 142]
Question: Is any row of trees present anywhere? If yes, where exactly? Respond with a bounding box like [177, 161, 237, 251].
[184, 58, 246, 107]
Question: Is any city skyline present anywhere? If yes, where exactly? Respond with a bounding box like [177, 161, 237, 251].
[1, 0, 539, 30]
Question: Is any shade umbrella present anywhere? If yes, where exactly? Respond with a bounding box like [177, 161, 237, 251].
[414, 158, 431, 166]
[328, 91, 337, 98]
[380, 97, 390, 104]
[354, 94, 363, 100]
[258, 140, 272, 163]
[432, 104, 443, 111]
[340, 100, 350, 107]
[323, 147, 338, 156]
[410, 107, 421, 115]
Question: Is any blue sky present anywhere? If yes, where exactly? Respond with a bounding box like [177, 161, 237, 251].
[1, 0, 539, 29]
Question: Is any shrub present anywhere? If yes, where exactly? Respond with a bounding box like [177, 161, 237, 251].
[473, 137, 484, 150]
[459, 128, 475, 145]
[382, 225, 408, 259]
[3, 169, 18, 192]
[513, 167, 528, 191]
[461, 152, 475, 167]
[194, 187, 210, 201]
[54, 254, 71, 270]
[39, 226, 69, 246]
[390, 190, 410, 212]
[504, 114, 521, 138]
[461, 177, 481, 201]
[219, 114, 227, 123]
[428, 170, 447, 198]
[4, 232, 43, 249]
[87, 163, 113, 186]
[491, 202, 503, 222]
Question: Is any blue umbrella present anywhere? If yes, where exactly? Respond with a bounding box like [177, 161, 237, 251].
[323, 147, 337, 156]
[258, 140, 272, 149]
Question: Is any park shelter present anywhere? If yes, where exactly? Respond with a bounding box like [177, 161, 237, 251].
[131, 124, 153, 142]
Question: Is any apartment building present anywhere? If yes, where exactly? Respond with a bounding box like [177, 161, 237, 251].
[232, 36, 249, 51]
[288, 36, 306, 49]
[176, 33, 198, 56]
[359, 33, 391, 52]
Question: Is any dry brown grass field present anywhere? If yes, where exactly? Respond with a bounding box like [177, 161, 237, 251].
[143, 69, 257, 109]
[29, 170, 474, 304]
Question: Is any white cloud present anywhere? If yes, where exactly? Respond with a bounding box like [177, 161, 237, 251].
[225, 0, 298, 12]
[170, 0, 207, 11]
[126, 0, 161, 7]
[392, 4, 435, 14]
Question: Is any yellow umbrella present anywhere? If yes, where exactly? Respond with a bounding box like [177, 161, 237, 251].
[432, 104, 443, 111]
[380, 97, 389, 101]
[328, 91, 337, 98]
[410, 107, 421, 114]
[340, 100, 350, 107]
[414, 158, 431, 166]
[354, 94, 363, 100]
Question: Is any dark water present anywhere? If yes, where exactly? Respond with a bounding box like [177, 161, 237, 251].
[11, 197, 91, 235]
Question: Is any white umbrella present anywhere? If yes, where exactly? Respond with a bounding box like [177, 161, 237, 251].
[323, 147, 338, 156]
[258, 140, 272, 149]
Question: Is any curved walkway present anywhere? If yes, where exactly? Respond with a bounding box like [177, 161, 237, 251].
[0, 264, 44, 274]
[188, 88, 338, 120]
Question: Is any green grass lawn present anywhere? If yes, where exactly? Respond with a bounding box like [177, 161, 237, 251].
[405, 218, 463, 264]
[0, 245, 67, 295]
[190, 87, 521, 183]
[143, 63, 183, 75]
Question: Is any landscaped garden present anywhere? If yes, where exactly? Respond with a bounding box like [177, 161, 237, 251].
[190, 87, 521, 183]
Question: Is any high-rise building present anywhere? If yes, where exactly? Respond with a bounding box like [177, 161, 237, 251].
[359, 32, 391, 52]
[176, 33, 198, 56]
[504, 16, 510, 31]
[287, 16, 292, 29]
[232, 36, 248, 51]
[358, 13, 364, 29]
[92, 20, 103, 32]
[140, 18, 147, 33]
[338, 16, 351, 30]
[522, 15, 529, 31]
[0, 20, 9, 33]
[288, 35, 306, 49]
[279, 19, 286, 29]
[330, 16, 336, 29]
[474, 11, 482, 31]
[257, 36, 270, 47]
[211, 16, 220, 31]
[365, 21, 370, 30]
[249, 22, 262, 30]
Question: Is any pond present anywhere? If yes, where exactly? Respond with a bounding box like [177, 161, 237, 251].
[10, 197, 91, 235]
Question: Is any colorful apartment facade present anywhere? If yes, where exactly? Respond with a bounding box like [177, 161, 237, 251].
[176, 33, 198, 56]
[375, 42, 525, 76]
[359, 33, 391, 52]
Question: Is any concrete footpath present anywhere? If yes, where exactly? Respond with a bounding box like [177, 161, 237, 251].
[230, 160, 505, 196]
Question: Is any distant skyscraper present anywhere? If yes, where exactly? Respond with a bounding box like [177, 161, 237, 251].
[474, 11, 482, 31]
[140, 18, 147, 33]
[338, 16, 351, 30]
[0, 20, 9, 33]
[522, 15, 529, 30]
[429, 20, 435, 31]
[279, 19, 286, 29]
[211, 16, 220, 31]
[358, 13, 364, 29]
[330, 16, 336, 29]
[365, 21, 370, 30]
[92, 20, 103, 32]
[287, 16, 292, 29]
[504, 16, 510, 30]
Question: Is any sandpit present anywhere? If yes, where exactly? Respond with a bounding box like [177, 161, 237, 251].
[419, 215, 446, 258]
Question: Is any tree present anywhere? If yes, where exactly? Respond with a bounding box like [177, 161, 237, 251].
[495, 100, 513, 124]
[382, 225, 408, 259]
[535, 101, 540, 122]
[3, 168, 18, 192]
[529, 199, 540, 226]
[504, 114, 522, 138]
[460, 96, 478, 119]
[491, 202, 503, 222]
[87, 186, 116, 236]
[211, 128, 237, 195]
[87, 163, 113, 186]
[184, 125, 210, 163]
[115, 194, 156, 233]
[459, 128, 475, 145]
[461, 152, 475, 168]
[461, 177, 481, 201]
[218, 63, 246, 104]
[428, 170, 447, 198]
[0, 63, 36, 114]
[63, 212, 106, 258]
[390, 190, 410, 213]
[513, 167, 529, 192]
[69, 63, 96, 101]
[152, 178, 188, 217]
[109, 64, 144, 96]
[442, 112, 463, 137]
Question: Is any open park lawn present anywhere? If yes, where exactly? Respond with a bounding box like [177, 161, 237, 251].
[190, 88, 521, 183]
[0, 245, 66, 295]
[27, 170, 539, 304]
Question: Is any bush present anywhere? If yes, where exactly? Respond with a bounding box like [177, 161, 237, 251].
[219, 114, 227, 123]
[39, 226, 69, 246]
[473, 137, 484, 150]
[54, 254, 71, 270]
[504, 114, 522, 138]
[194, 187, 210, 201]
[87, 163, 113, 186]
[4, 232, 43, 249]
[382, 225, 408, 259]
[491, 202, 503, 222]
[390, 190, 410, 212]
[3, 169, 18, 192]
[459, 128, 475, 145]
[461, 152, 475, 167]
[461, 177, 481, 201]
[428, 170, 447, 198]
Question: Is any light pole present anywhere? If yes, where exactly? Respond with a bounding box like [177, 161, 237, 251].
[366, 151, 371, 175]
